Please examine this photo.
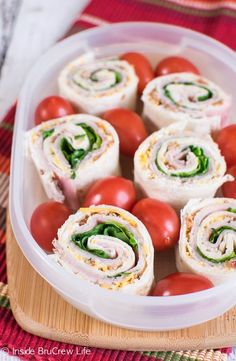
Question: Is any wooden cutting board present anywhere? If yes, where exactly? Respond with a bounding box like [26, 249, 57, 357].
[6, 218, 236, 351]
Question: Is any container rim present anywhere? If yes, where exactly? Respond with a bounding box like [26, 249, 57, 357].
[10, 21, 236, 309]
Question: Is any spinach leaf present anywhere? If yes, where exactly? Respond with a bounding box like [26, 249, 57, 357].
[60, 137, 86, 170]
[107, 272, 131, 279]
[74, 134, 86, 140]
[197, 225, 236, 263]
[60, 123, 102, 179]
[174, 145, 209, 177]
[209, 226, 236, 244]
[163, 81, 213, 108]
[156, 145, 209, 178]
[42, 128, 54, 140]
[114, 71, 122, 84]
[78, 123, 102, 151]
[71, 221, 138, 259]
[197, 246, 236, 264]
[90, 68, 122, 88]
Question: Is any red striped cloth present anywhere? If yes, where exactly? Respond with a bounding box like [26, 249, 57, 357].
[72, 0, 236, 50]
[0, 1, 235, 360]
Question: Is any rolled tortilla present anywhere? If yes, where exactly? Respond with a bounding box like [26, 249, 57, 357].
[52, 205, 154, 295]
[176, 198, 236, 285]
[134, 122, 232, 210]
[27, 114, 120, 210]
[142, 72, 231, 134]
[58, 56, 138, 115]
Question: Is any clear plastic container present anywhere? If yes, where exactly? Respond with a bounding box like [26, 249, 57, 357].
[10, 22, 236, 331]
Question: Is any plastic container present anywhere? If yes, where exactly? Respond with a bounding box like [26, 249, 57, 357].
[10, 22, 236, 331]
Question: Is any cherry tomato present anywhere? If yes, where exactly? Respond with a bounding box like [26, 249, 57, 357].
[155, 56, 200, 77]
[121, 52, 154, 93]
[151, 272, 213, 296]
[30, 201, 72, 252]
[216, 125, 236, 168]
[132, 198, 180, 251]
[222, 165, 236, 198]
[83, 176, 136, 211]
[103, 108, 148, 156]
[35, 96, 75, 125]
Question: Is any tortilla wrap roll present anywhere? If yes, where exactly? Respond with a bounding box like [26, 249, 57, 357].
[28, 114, 120, 209]
[134, 122, 232, 210]
[176, 198, 236, 285]
[52, 205, 154, 295]
[58, 57, 138, 115]
[142, 72, 231, 134]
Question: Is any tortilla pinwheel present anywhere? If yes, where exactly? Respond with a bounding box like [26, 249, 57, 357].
[176, 198, 236, 284]
[52, 205, 154, 295]
[28, 114, 120, 209]
[134, 122, 232, 210]
[142, 72, 231, 134]
[58, 57, 138, 115]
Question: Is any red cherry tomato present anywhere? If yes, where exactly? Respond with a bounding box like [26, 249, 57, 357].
[103, 108, 148, 157]
[216, 125, 236, 168]
[151, 272, 213, 296]
[121, 52, 154, 93]
[222, 165, 236, 198]
[30, 201, 72, 252]
[83, 176, 136, 211]
[155, 56, 200, 77]
[132, 198, 180, 252]
[35, 96, 75, 125]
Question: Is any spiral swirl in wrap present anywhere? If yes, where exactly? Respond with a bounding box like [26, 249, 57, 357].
[142, 72, 231, 133]
[58, 56, 138, 116]
[134, 122, 232, 210]
[52, 205, 154, 295]
[176, 198, 236, 284]
[28, 114, 120, 210]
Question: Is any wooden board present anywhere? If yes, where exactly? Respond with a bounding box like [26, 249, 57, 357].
[6, 218, 236, 351]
